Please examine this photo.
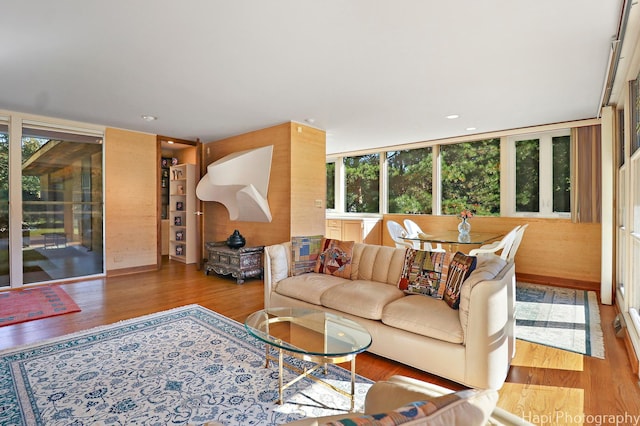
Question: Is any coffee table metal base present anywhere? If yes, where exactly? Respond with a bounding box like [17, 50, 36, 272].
[265, 346, 357, 412]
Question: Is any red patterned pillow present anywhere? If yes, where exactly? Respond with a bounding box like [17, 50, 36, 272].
[397, 249, 453, 299]
[443, 252, 477, 309]
[314, 238, 354, 279]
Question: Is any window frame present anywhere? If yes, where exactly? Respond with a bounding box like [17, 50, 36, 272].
[502, 129, 572, 219]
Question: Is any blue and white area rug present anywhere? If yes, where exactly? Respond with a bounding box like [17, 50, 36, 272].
[515, 282, 605, 359]
[0, 305, 372, 425]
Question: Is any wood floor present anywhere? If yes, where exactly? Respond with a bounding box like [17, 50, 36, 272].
[1, 259, 639, 423]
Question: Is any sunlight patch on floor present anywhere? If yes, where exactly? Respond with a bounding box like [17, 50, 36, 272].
[498, 383, 585, 426]
[511, 339, 584, 371]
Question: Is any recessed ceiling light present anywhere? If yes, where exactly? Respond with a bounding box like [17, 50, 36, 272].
[141, 115, 157, 122]
[167, 140, 174, 144]
[466, 127, 477, 131]
[446, 114, 459, 119]
[305, 118, 316, 124]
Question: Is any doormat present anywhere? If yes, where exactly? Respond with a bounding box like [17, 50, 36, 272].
[515, 282, 604, 358]
[0, 286, 81, 327]
[0, 305, 372, 425]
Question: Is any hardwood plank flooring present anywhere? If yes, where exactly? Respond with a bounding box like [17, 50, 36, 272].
[1, 260, 639, 423]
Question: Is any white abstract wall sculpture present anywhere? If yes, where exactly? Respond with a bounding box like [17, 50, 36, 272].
[196, 145, 274, 222]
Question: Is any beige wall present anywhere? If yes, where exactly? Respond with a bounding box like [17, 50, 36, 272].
[105, 128, 158, 273]
[383, 214, 601, 290]
[202, 122, 325, 248]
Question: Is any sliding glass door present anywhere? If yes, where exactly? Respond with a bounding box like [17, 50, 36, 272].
[0, 122, 9, 287]
[21, 126, 104, 284]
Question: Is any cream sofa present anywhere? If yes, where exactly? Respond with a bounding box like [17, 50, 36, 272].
[285, 375, 532, 426]
[264, 242, 516, 390]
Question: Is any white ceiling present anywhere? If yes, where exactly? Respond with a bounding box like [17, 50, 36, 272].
[0, 1, 624, 155]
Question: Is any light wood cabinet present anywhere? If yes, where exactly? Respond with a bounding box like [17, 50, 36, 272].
[325, 218, 381, 244]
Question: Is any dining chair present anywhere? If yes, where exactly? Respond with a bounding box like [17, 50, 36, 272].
[403, 219, 444, 252]
[386, 220, 416, 249]
[469, 225, 521, 260]
[506, 223, 528, 261]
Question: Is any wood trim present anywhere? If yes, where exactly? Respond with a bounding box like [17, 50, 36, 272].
[515, 272, 600, 293]
[106, 264, 158, 277]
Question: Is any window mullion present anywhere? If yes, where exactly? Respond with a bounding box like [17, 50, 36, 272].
[432, 145, 441, 215]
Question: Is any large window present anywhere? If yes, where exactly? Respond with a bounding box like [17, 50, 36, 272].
[441, 139, 500, 216]
[509, 131, 571, 216]
[344, 154, 379, 213]
[387, 147, 432, 214]
[328, 129, 572, 218]
[326, 162, 335, 210]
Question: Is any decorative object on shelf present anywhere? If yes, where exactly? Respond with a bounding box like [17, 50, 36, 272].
[457, 208, 473, 236]
[176, 201, 184, 211]
[171, 157, 179, 166]
[175, 231, 184, 241]
[226, 229, 246, 249]
[174, 216, 182, 226]
[175, 245, 184, 256]
[196, 145, 274, 222]
[177, 184, 184, 194]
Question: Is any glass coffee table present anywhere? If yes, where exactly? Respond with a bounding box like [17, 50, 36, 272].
[244, 307, 372, 411]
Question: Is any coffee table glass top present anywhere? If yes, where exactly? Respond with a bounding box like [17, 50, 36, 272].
[244, 307, 372, 358]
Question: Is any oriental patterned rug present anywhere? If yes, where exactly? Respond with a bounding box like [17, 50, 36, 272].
[0, 305, 372, 425]
[0, 286, 81, 327]
[515, 282, 605, 358]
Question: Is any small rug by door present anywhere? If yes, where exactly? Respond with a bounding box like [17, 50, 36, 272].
[515, 282, 605, 358]
[0, 305, 372, 425]
[0, 286, 81, 326]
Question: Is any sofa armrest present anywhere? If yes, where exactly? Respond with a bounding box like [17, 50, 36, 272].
[263, 242, 291, 309]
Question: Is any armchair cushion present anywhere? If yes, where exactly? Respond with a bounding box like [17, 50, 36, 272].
[323, 389, 497, 426]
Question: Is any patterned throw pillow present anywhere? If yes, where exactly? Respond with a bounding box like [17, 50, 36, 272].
[314, 238, 354, 279]
[290, 235, 323, 276]
[397, 249, 453, 299]
[443, 252, 478, 309]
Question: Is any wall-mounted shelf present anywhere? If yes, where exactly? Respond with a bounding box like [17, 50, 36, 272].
[169, 163, 196, 264]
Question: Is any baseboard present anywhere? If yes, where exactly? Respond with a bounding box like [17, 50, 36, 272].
[107, 264, 158, 277]
[515, 273, 600, 293]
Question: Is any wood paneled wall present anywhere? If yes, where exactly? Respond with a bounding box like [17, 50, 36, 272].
[104, 128, 158, 273]
[384, 214, 602, 290]
[290, 124, 326, 237]
[202, 122, 326, 249]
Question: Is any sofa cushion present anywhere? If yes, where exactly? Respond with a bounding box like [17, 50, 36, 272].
[397, 249, 453, 299]
[314, 238, 355, 279]
[323, 389, 497, 426]
[443, 252, 477, 309]
[321, 280, 405, 320]
[382, 295, 464, 344]
[266, 244, 290, 284]
[351, 244, 407, 284]
[291, 235, 323, 276]
[275, 274, 350, 305]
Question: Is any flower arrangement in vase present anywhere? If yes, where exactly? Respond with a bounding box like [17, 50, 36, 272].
[458, 208, 473, 235]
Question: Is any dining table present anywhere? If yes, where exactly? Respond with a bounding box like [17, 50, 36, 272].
[404, 230, 504, 252]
